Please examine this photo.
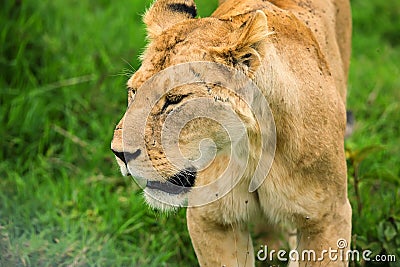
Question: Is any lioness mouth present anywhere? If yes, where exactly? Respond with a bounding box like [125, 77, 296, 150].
[146, 167, 197, 195]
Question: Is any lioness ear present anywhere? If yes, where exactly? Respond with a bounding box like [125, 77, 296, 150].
[214, 11, 271, 75]
[144, 0, 197, 39]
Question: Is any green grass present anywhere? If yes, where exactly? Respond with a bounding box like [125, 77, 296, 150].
[0, 0, 399, 266]
[346, 0, 400, 264]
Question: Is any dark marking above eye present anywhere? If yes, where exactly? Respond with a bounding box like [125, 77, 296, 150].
[166, 93, 185, 103]
[160, 93, 191, 113]
[242, 53, 253, 59]
[167, 3, 197, 18]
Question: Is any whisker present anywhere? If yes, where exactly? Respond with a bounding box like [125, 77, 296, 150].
[122, 58, 136, 73]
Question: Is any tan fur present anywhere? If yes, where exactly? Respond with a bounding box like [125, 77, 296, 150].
[111, 0, 352, 266]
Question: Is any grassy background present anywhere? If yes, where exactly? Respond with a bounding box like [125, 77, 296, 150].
[0, 0, 399, 266]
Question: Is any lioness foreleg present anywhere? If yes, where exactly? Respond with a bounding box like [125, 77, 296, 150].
[187, 207, 255, 267]
[295, 200, 352, 267]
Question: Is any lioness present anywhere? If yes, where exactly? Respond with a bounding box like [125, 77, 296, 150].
[111, 0, 352, 266]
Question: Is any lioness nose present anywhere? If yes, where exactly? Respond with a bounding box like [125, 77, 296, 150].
[112, 149, 142, 165]
[112, 149, 127, 165]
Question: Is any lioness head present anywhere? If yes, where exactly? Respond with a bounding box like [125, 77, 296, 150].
[111, 0, 270, 210]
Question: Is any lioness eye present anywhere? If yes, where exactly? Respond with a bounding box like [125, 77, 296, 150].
[127, 87, 137, 105]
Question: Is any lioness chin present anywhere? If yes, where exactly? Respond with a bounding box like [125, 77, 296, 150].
[111, 0, 352, 266]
